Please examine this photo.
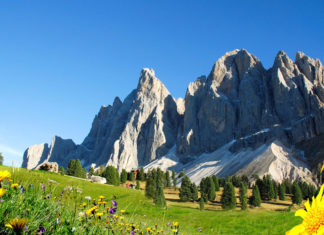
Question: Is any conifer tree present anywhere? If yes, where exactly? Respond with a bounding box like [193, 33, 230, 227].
[138, 167, 145, 181]
[154, 169, 166, 207]
[199, 197, 204, 210]
[88, 167, 94, 176]
[66, 159, 76, 176]
[121, 169, 127, 184]
[300, 182, 309, 200]
[103, 166, 119, 186]
[82, 168, 87, 178]
[179, 176, 192, 202]
[165, 171, 172, 188]
[212, 175, 220, 191]
[145, 173, 156, 199]
[0, 152, 3, 166]
[59, 166, 65, 175]
[207, 177, 216, 201]
[172, 170, 177, 190]
[129, 171, 134, 182]
[241, 175, 249, 186]
[74, 159, 83, 178]
[199, 178, 208, 202]
[273, 180, 278, 200]
[250, 185, 261, 207]
[292, 182, 303, 205]
[279, 184, 286, 201]
[239, 182, 248, 210]
[221, 182, 236, 210]
[136, 180, 140, 190]
[190, 183, 198, 202]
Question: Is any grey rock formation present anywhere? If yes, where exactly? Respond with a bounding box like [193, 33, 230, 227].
[90, 175, 107, 184]
[22, 50, 324, 184]
[36, 162, 59, 173]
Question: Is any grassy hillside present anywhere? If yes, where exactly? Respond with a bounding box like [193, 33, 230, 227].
[0, 166, 301, 234]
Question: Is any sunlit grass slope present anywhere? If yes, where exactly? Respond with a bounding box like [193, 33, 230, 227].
[0, 166, 301, 234]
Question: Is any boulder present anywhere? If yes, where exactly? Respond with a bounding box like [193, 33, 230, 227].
[90, 175, 107, 184]
[37, 162, 58, 173]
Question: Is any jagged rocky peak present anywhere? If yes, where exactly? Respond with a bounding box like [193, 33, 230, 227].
[22, 143, 49, 169]
[136, 68, 170, 101]
[295, 51, 324, 84]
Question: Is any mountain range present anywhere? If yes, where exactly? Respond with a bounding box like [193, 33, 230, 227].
[22, 49, 324, 184]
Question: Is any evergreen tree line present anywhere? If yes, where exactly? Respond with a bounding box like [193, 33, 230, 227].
[64, 159, 87, 178]
[144, 168, 168, 207]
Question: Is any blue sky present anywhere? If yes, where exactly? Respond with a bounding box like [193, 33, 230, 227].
[0, 1, 323, 166]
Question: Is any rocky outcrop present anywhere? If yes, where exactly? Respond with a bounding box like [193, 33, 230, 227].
[90, 175, 107, 184]
[22, 136, 77, 169]
[36, 162, 59, 173]
[22, 50, 324, 184]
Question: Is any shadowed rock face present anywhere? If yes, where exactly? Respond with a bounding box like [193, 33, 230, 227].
[22, 50, 324, 181]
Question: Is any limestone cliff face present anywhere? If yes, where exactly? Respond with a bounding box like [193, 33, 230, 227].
[177, 49, 324, 158]
[22, 50, 324, 182]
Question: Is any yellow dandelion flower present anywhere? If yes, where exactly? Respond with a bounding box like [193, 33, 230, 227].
[286, 184, 324, 235]
[120, 209, 126, 213]
[147, 227, 152, 232]
[96, 212, 103, 218]
[0, 170, 11, 181]
[81, 202, 87, 207]
[120, 216, 124, 220]
[172, 229, 178, 233]
[11, 183, 19, 188]
[0, 188, 6, 197]
[173, 221, 179, 227]
[5, 218, 28, 232]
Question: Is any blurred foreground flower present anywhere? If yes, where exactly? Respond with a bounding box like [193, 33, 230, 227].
[0, 188, 6, 197]
[0, 170, 12, 181]
[5, 218, 28, 234]
[286, 166, 324, 235]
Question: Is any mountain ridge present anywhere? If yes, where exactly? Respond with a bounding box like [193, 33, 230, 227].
[22, 49, 324, 184]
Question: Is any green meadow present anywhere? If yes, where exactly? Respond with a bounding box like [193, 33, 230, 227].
[0, 166, 301, 235]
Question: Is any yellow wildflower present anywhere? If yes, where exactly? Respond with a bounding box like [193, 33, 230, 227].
[147, 227, 152, 232]
[11, 183, 19, 188]
[0, 170, 11, 181]
[0, 188, 6, 197]
[172, 229, 178, 233]
[5, 218, 28, 232]
[286, 165, 324, 235]
[96, 212, 103, 218]
[173, 221, 179, 227]
[120, 209, 126, 213]
[120, 216, 124, 220]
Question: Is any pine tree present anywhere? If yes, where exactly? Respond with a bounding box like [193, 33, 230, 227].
[273, 180, 278, 200]
[129, 171, 135, 182]
[239, 182, 248, 210]
[221, 182, 236, 210]
[190, 183, 198, 202]
[165, 171, 172, 188]
[199, 178, 208, 202]
[179, 176, 192, 202]
[153, 169, 166, 207]
[136, 180, 140, 190]
[199, 197, 204, 210]
[66, 159, 76, 176]
[292, 183, 303, 205]
[212, 175, 220, 191]
[250, 185, 261, 207]
[82, 168, 87, 178]
[121, 169, 127, 184]
[103, 166, 119, 186]
[241, 175, 249, 186]
[172, 170, 177, 190]
[207, 177, 216, 201]
[74, 159, 83, 178]
[138, 167, 145, 181]
[145, 173, 156, 199]
[58, 166, 65, 175]
[0, 152, 3, 166]
[88, 167, 94, 176]
[279, 184, 286, 201]
[300, 182, 309, 200]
